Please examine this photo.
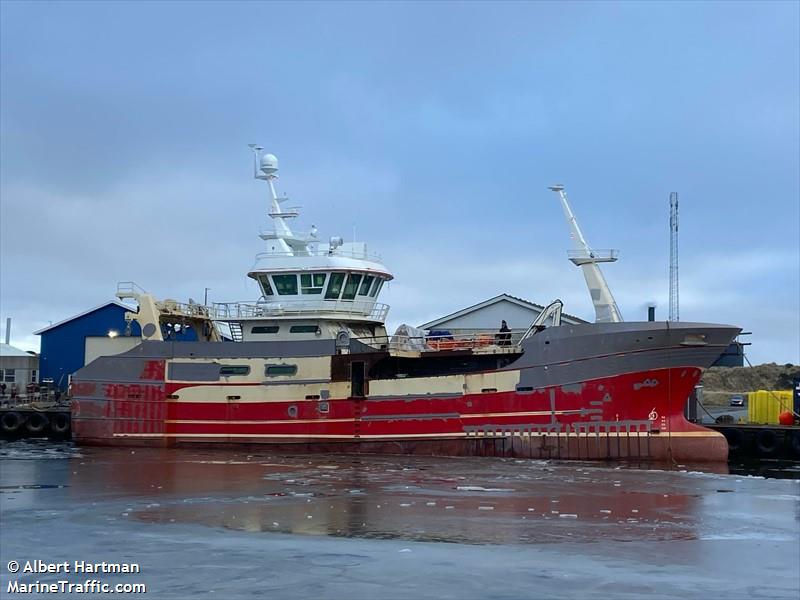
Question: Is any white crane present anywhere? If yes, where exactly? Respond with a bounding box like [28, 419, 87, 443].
[549, 185, 623, 323]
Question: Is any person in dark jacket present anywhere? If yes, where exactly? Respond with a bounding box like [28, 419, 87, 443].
[497, 320, 512, 346]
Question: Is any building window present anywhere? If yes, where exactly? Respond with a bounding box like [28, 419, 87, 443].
[359, 275, 374, 296]
[30, 370, 37, 383]
[324, 273, 346, 300]
[272, 274, 298, 296]
[265, 364, 298, 377]
[290, 325, 319, 334]
[341, 274, 362, 300]
[2, 369, 14, 383]
[219, 365, 250, 376]
[252, 325, 279, 334]
[300, 273, 326, 295]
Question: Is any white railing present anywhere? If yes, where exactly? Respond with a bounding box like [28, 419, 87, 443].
[116, 281, 149, 297]
[567, 249, 619, 264]
[113, 290, 388, 324]
[355, 330, 526, 352]
[254, 249, 385, 263]
[157, 299, 213, 318]
[211, 300, 390, 321]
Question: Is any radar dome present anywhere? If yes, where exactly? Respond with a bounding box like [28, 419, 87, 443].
[260, 153, 279, 175]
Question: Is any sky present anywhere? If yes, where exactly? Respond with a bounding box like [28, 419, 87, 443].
[1, 0, 798, 365]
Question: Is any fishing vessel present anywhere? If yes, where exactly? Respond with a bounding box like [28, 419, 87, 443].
[70, 148, 740, 461]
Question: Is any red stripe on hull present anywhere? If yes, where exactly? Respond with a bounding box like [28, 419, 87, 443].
[72, 366, 726, 462]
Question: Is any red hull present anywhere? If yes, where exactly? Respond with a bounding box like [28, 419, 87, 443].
[71, 362, 727, 462]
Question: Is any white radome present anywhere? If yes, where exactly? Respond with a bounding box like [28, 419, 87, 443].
[260, 153, 279, 175]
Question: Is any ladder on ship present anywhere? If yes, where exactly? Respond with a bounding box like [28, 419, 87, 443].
[228, 322, 243, 342]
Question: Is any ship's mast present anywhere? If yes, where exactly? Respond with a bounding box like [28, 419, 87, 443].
[248, 144, 301, 254]
[549, 185, 623, 323]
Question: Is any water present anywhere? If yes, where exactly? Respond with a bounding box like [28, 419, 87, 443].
[1, 440, 798, 599]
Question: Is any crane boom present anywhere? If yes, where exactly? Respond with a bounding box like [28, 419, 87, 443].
[549, 185, 623, 323]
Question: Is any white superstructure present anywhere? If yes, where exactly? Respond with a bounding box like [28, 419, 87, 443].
[210, 147, 394, 341]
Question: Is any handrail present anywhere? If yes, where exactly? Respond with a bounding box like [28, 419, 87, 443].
[116, 281, 148, 296]
[157, 300, 213, 318]
[567, 249, 618, 260]
[253, 249, 385, 263]
[210, 300, 390, 321]
[353, 330, 526, 352]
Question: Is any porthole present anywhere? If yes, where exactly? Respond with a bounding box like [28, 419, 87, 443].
[220, 365, 250, 376]
[287, 405, 298, 418]
[252, 325, 279, 334]
[265, 364, 298, 377]
[290, 325, 320, 334]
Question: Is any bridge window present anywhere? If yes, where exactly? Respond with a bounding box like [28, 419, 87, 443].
[301, 273, 326, 295]
[220, 365, 250, 376]
[325, 273, 345, 299]
[290, 325, 319, 334]
[265, 364, 298, 377]
[252, 325, 279, 334]
[341, 274, 362, 300]
[273, 274, 298, 296]
[369, 278, 383, 297]
[359, 275, 374, 296]
[257, 275, 273, 297]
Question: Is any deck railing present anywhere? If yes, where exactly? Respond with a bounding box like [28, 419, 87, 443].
[354, 330, 526, 352]
[254, 249, 385, 263]
[210, 299, 390, 321]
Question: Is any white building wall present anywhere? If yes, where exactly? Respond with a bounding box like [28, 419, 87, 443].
[430, 300, 542, 332]
[0, 354, 39, 393]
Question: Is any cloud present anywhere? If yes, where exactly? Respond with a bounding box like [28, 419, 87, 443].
[1, 1, 797, 368]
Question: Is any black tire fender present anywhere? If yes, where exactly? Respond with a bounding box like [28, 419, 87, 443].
[26, 412, 49, 434]
[1, 411, 22, 433]
[789, 431, 800, 458]
[721, 427, 744, 452]
[755, 429, 779, 456]
[50, 413, 70, 434]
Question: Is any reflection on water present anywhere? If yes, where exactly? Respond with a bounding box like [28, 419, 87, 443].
[2, 439, 798, 546]
[133, 459, 702, 544]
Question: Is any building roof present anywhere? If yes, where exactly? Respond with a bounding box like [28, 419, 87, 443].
[33, 300, 136, 335]
[419, 293, 587, 330]
[0, 343, 36, 357]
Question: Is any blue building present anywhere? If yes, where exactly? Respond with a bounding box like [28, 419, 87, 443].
[35, 299, 207, 390]
[34, 301, 143, 391]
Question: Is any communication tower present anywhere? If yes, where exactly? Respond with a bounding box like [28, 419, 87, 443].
[669, 192, 679, 322]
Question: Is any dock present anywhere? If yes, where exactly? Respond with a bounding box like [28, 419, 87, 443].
[706, 423, 800, 460]
[0, 397, 71, 439]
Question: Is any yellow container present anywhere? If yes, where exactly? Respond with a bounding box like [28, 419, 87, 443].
[747, 390, 793, 424]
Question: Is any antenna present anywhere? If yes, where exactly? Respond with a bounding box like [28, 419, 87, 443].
[248, 144, 264, 179]
[248, 144, 294, 252]
[669, 192, 679, 322]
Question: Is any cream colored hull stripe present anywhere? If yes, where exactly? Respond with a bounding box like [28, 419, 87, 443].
[165, 410, 579, 426]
